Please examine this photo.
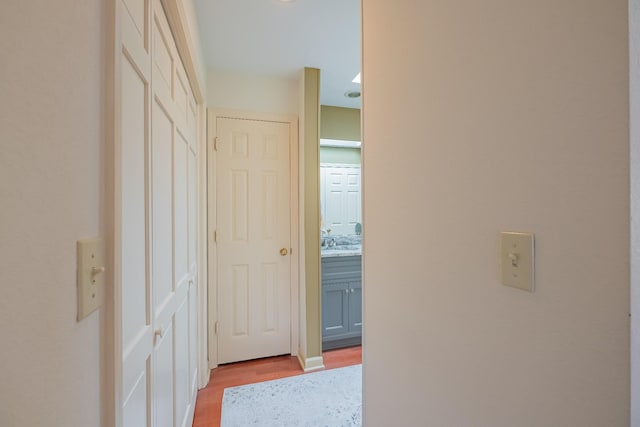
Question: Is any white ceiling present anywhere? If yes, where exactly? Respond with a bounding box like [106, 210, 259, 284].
[192, 0, 361, 109]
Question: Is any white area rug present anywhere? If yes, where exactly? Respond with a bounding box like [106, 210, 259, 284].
[220, 364, 362, 427]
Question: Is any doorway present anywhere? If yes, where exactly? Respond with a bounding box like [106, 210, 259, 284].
[207, 110, 300, 367]
[318, 107, 362, 352]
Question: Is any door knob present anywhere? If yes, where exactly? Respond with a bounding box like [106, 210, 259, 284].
[154, 324, 166, 342]
[280, 248, 288, 256]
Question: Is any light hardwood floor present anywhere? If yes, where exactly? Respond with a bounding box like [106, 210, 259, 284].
[192, 346, 362, 427]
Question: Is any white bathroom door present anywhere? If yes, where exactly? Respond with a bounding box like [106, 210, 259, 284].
[322, 165, 361, 236]
[216, 117, 292, 364]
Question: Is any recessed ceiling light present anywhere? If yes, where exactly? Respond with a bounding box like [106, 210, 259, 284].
[278, 0, 296, 2]
[344, 90, 361, 99]
[352, 73, 361, 84]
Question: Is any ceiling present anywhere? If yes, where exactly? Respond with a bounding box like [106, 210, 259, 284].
[192, 0, 361, 109]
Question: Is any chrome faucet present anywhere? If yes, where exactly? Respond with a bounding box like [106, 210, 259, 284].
[320, 228, 334, 247]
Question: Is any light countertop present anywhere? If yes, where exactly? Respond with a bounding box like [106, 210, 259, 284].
[321, 247, 362, 258]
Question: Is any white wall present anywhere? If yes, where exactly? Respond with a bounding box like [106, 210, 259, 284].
[631, 1, 640, 425]
[0, 1, 105, 426]
[362, 1, 630, 426]
[207, 69, 299, 114]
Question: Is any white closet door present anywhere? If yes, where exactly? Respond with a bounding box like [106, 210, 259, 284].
[117, 0, 199, 426]
[187, 139, 199, 398]
[119, 0, 152, 425]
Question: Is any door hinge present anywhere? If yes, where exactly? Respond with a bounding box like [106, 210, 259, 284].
[214, 321, 219, 335]
[214, 137, 220, 151]
[213, 230, 217, 243]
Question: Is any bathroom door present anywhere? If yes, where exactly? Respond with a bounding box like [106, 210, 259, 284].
[215, 116, 292, 364]
[320, 164, 361, 236]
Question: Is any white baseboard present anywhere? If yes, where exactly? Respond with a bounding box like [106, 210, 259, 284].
[296, 354, 325, 372]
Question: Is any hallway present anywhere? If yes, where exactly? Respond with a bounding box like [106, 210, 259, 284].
[192, 346, 362, 427]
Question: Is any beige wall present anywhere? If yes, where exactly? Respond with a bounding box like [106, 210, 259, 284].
[320, 105, 361, 141]
[631, 0, 640, 424]
[320, 147, 361, 164]
[362, 1, 629, 426]
[207, 69, 298, 114]
[302, 68, 322, 364]
[320, 105, 361, 164]
[0, 1, 105, 425]
[297, 69, 308, 360]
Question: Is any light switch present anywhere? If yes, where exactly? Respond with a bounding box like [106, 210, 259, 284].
[77, 237, 105, 320]
[500, 231, 534, 292]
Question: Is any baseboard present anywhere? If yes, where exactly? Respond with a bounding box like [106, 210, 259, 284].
[303, 356, 325, 372]
[322, 336, 361, 351]
[296, 350, 325, 372]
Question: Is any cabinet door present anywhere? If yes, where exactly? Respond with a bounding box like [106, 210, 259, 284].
[322, 280, 349, 338]
[348, 280, 362, 334]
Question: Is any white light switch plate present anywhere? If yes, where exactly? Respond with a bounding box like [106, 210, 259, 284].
[77, 237, 105, 320]
[500, 231, 534, 292]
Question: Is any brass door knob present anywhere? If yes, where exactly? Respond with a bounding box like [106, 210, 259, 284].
[280, 248, 288, 256]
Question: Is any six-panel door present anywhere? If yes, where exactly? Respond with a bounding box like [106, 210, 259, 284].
[216, 117, 292, 364]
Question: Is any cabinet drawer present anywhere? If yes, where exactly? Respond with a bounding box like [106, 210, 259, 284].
[321, 255, 362, 281]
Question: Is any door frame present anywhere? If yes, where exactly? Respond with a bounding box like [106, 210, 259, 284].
[207, 109, 300, 369]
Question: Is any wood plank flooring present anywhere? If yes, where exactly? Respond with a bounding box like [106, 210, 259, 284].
[192, 346, 362, 427]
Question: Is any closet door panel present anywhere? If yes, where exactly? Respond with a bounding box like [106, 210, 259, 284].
[174, 131, 189, 286]
[153, 323, 174, 427]
[118, 0, 153, 425]
[151, 100, 174, 312]
[188, 277, 198, 393]
[188, 148, 197, 273]
[174, 296, 191, 427]
[117, 0, 199, 424]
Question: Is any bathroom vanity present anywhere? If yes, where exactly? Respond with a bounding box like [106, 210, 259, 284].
[321, 247, 362, 350]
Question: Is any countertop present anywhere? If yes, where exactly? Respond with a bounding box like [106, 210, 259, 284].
[321, 246, 362, 258]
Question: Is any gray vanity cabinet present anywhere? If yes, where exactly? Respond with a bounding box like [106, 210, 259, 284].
[321, 255, 362, 350]
[348, 286, 362, 334]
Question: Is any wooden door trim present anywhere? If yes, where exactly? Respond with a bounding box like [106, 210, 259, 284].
[160, 0, 206, 104]
[207, 109, 299, 369]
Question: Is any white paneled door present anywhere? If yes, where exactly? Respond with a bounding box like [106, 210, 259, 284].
[216, 117, 292, 364]
[320, 165, 361, 236]
[117, 0, 199, 426]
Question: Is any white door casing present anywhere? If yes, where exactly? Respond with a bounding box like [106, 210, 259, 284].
[209, 112, 299, 366]
[115, 0, 199, 426]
